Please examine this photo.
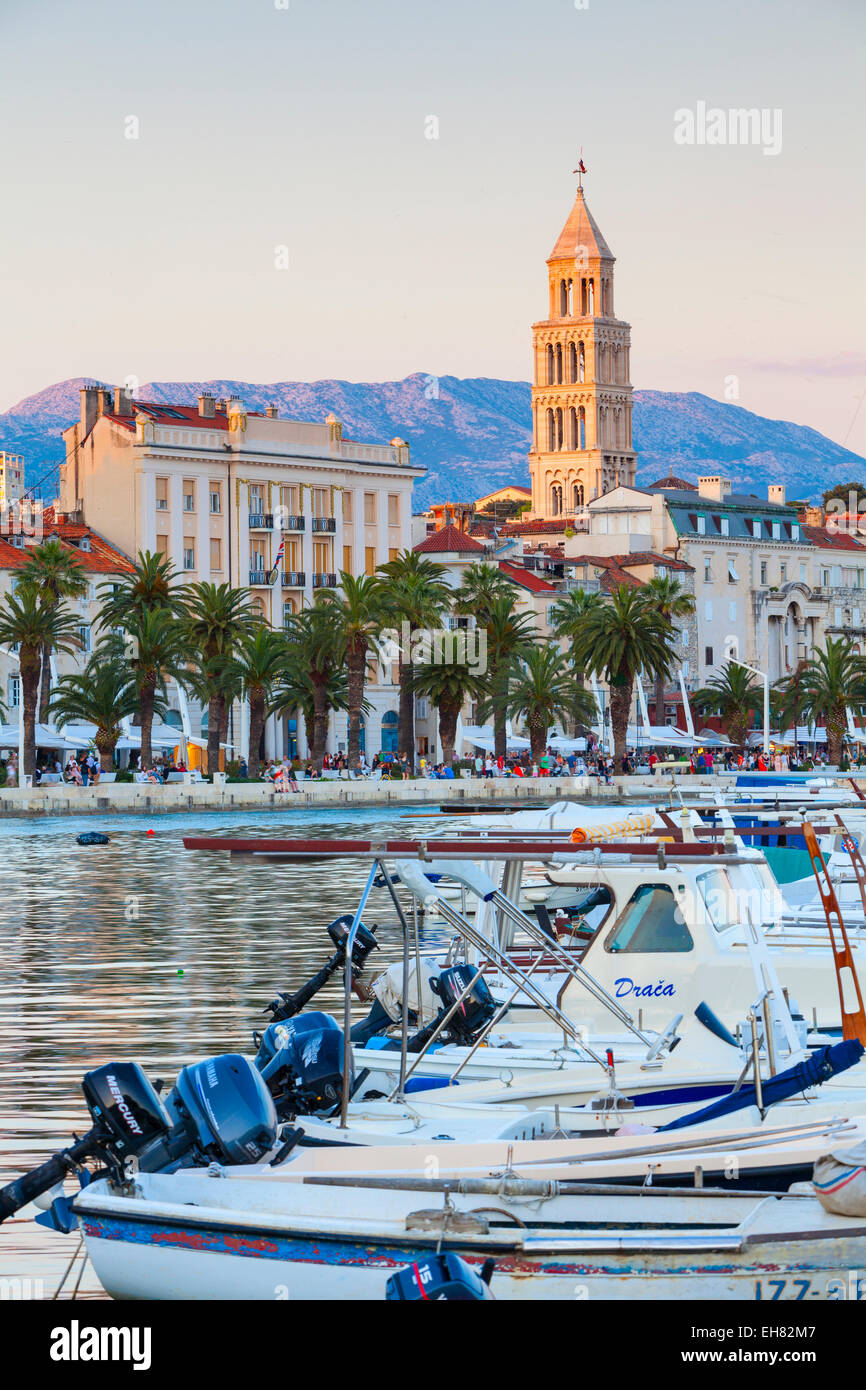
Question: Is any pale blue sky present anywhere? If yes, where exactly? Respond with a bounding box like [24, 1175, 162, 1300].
[1, 0, 864, 452]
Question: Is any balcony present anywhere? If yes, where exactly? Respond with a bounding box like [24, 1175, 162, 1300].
[281, 514, 305, 532]
[312, 572, 338, 588]
[311, 516, 336, 533]
[249, 569, 269, 586]
[248, 512, 274, 530]
[281, 571, 305, 587]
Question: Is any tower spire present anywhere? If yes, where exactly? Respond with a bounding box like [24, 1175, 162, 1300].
[572, 149, 587, 193]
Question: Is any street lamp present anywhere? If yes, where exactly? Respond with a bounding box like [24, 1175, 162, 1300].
[730, 658, 770, 759]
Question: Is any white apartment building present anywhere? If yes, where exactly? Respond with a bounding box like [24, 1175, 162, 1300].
[0, 452, 25, 510]
[60, 386, 424, 760]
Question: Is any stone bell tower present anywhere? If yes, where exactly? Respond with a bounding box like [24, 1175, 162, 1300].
[528, 175, 637, 519]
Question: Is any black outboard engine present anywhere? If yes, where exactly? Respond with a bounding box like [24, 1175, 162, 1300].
[266, 917, 378, 1022]
[386, 1252, 496, 1300]
[0, 1055, 278, 1226]
[406, 965, 497, 1053]
[254, 1012, 350, 1116]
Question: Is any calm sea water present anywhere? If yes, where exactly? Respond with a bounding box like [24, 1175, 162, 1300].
[0, 805, 459, 1297]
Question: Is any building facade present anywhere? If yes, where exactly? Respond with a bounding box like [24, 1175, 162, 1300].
[60, 386, 424, 759]
[528, 181, 637, 520]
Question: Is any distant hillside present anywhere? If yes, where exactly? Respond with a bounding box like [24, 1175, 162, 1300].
[3, 373, 864, 508]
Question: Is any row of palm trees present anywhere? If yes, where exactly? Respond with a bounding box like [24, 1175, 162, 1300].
[2, 537, 862, 777]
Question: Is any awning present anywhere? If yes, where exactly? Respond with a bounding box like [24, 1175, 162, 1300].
[460, 725, 531, 752]
[0, 722, 82, 751]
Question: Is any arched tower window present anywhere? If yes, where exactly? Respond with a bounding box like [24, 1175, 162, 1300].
[546, 408, 555, 451]
[567, 279, 573, 315]
[568, 341, 577, 383]
[568, 406, 577, 450]
[573, 482, 584, 510]
[578, 341, 585, 382]
[546, 344, 554, 385]
[587, 279, 595, 315]
[555, 408, 564, 450]
[555, 343, 563, 384]
[577, 406, 586, 450]
[551, 484, 563, 516]
[581, 278, 588, 315]
[559, 280, 568, 316]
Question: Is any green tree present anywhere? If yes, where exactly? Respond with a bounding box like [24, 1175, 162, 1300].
[573, 585, 678, 774]
[692, 661, 764, 749]
[641, 575, 695, 728]
[410, 657, 487, 767]
[181, 582, 256, 774]
[117, 611, 189, 770]
[18, 539, 90, 724]
[497, 645, 597, 763]
[284, 606, 344, 771]
[549, 586, 604, 733]
[453, 562, 513, 624]
[97, 549, 181, 627]
[320, 574, 389, 770]
[229, 625, 289, 778]
[796, 637, 866, 766]
[478, 591, 537, 758]
[377, 550, 451, 771]
[49, 650, 150, 771]
[0, 584, 80, 776]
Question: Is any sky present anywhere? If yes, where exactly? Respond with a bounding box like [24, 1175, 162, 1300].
[1, 0, 864, 454]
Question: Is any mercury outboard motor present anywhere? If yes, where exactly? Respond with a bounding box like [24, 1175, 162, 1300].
[0, 1055, 278, 1226]
[387, 1252, 496, 1300]
[404, 965, 497, 1053]
[253, 1012, 351, 1116]
[266, 917, 379, 1022]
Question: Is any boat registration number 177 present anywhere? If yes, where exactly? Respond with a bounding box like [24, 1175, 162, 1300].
[755, 1276, 866, 1300]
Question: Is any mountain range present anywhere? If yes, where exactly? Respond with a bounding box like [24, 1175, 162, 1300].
[2, 373, 863, 509]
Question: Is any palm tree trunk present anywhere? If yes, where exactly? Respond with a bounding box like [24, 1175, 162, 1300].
[96, 735, 117, 772]
[248, 691, 265, 778]
[38, 642, 52, 724]
[139, 680, 156, 770]
[207, 694, 224, 776]
[397, 656, 415, 772]
[346, 643, 366, 771]
[20, 645, 40, 779]
[828, 704, 845, 766]
[610, 677, 633, 775]
[311, 678, 329, 772]
[529, 715, 547, 764]
[438, 696, 460, 767]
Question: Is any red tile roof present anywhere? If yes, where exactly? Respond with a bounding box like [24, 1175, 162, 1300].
[497, 561, 558, 593]
[648, 474, 697, 491]
[610, 550, 694, 573]
[568, 553, 643, 592]
[0, 507, 134, 574]
[801, 524, 866, 551]
[414, 524, 487, 555]
[498, 519, 569, 536]
[103, 402, 235, 434]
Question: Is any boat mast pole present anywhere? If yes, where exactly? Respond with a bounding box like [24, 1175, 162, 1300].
[340, 863, 378, 1128]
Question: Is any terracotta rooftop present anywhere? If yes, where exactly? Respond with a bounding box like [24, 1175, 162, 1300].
[648, 474, 697, 491]
[611, 550, 694, 573]
[414, 524, 487, 556]
[499, 518, 570, 537]
[497, 560, 558, 594]
[568, 553, 643, 592]
[0, 507, 134, 574]
[801, 524, 866, 552]
[548, 188, 614, 263]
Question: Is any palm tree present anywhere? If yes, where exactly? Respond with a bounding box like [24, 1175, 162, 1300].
[182, 583, 256, 774]
[285, 607, 344, 771]
[573, 584, 678, 774]
[97, 549, 181, 628]
[453, 562, 513, 625]
[479, 591, 537, 758]
[230, 626, 288, 778]
[642, 576, 695, 727]
[273, 654, 353, 760]
[377, 551, 451, 771]
[549, 586, 604, 735]
[49, 651, 148, 771]
[18, 539, 90, 723]
[796, 638, 866, 766]
[410, 657, 487, 767]
[0, 583, 80, 776]
[497, 646, 597, 763]
[320, 574, 389, 770]
[692, 661, 764, 748]
[117, 611, 189, 770]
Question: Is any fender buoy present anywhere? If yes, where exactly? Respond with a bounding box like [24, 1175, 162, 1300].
[76, 832, 110, 846]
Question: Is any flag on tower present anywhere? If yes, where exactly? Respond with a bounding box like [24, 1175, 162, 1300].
[267, 538, 285, 587]
[578, 158, 587, 174]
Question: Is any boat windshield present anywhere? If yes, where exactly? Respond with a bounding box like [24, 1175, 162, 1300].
[696, 868, 740, 932]
[604, 883, 693, 953]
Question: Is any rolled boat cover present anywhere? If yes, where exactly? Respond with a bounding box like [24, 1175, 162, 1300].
[570, 812, 656, 844]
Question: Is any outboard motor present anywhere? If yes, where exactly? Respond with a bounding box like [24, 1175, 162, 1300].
[253, 1012, 350, 1116]
[406, 965, 497, 1053]
[0, 1055, 278, 1226]
[266, 917, 379, 1022]
[387, 1252, 496, 1300]
[351, 958, 441, 1046]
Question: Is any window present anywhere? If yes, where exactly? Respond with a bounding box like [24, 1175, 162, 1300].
[704, 599, 713, 620]
[364, 546, 376, 576]
[728, 559, 738, 583]
[791, 523, 800, 540]
[835, 607, 843, 627]
[831, 565, 842, 586]
[250, 484, 265, 515]
[772, 522, 781, 540]
[697, 869, 739, 933]
[312, 487, 329, 518]
[343, 544, 353, 572]
[415, 697, 429, 720]
[696, 515, 706, 535]
[250, 540, 266, 572]
[183, 480, 195, 512]
[822, 569, 830, 587]
[705, 645, 714, 666]
[388, 494, 400, 527]
[342, 490, 353, 522]
[210, 538, 222, 570]
[604, 884, 693, 953]
[760, 561, 767, 584]
[155, 535, 168, 557]
[389, 548, 399, 562]
[720, 517, 729, 537]
[854, 608, 861, 627]
[752, 519, 761, 539]
[209, 487, 221, 513]
[364, 493, 376, 525]
[780, 562, 787, 583]
[183, 538, 195, 571]
[800, 563, 807, 583]
[681, 627, 689, 646]
[155, 478, 168, 510]
[703, 556, 711, 582]
[280, 485, 299, 513]
[8, 675, 20, 708]
[78, 624, 91, 653]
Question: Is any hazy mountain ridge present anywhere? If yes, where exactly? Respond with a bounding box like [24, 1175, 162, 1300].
[2, 374, 863, 507]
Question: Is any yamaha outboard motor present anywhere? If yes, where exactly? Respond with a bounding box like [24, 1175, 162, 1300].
[387, 1252, 496, 1300]
[0, 1055, 278, 1226]
[405, 965, 497, 1053]
[266, 917, 378, 1022]
[253, 1012, 351, 1116]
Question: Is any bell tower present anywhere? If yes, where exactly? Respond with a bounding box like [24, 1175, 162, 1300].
[528, 175, 637, 519]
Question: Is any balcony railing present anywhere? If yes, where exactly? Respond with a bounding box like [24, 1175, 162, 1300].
[312, 572, 338, 588]
[249, 569, 268, 586]
[248, 512, 274, 529]
[311, 516, 336, 533]
[281, 514, 305, 532]
[281, 571, 305, 587]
